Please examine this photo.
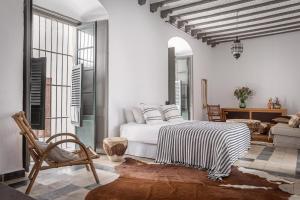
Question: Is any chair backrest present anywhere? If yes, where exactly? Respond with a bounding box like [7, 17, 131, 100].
[12, 111, 43, 157]
[207, 105, 222, 121]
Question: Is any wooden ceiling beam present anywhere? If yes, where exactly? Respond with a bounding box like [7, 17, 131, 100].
[193, 8, 300, 34]
[208, 25, 300, 44]
[138, 0, 147, 6]
[202, 20, 300, 41]
[150, 0, 182, 12]
[210, 28, 300, 45]
[161, 0, 217, 18]
[171, 0, 254, 18]
[150, 2, 165, 12]
[196, 14, 300, 38]
[184, 2, 300, 30]
[183, 0, 291, 23]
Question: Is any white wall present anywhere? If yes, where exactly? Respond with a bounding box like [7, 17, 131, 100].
[98, 0, 213, 136]
[0, 0, 24, 174]
[208, 32, 300, 114]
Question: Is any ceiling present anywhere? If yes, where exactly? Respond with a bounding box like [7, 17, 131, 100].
[33, 0, 108, 22]
[139, 0, 300, 47]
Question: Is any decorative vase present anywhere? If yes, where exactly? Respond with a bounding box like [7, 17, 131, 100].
[239, 99, 246, 108]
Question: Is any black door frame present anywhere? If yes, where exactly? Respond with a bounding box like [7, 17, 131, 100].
[23, 0, 32, 172]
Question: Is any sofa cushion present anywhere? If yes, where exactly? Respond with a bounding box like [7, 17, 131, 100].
[288, 115, 300, 128]
[271, 123, 300, 138]
[272, 117, 290, 124]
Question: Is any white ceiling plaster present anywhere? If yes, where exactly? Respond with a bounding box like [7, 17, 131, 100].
[33, 0, 108, 22]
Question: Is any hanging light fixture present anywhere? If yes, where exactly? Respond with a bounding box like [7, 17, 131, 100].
[231, 36, 243, 59]
[231, 11, 243, 59]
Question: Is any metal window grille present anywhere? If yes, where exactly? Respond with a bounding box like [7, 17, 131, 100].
[32, 13, 75, 149]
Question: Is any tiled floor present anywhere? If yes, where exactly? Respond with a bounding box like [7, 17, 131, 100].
[235, 142, 300, 178]
[5, 143, 300, 200]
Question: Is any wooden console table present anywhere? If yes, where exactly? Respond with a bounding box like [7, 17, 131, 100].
[221, 108, 287, 123]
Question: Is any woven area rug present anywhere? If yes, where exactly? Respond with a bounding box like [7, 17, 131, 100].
[86, 158, 292, 200]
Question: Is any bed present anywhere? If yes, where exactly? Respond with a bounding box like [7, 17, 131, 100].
[120, 120, 250, 179]
[120, 120, 188, 158]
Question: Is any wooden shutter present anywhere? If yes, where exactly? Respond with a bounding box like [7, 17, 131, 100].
[71, 64, 83, 126]
[30, 57, 46, 130]
[168, 47, 176, 104]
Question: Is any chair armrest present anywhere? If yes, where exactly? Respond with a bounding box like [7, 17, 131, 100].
[41, 139, 91, 161]
[46, 133, 79, 143]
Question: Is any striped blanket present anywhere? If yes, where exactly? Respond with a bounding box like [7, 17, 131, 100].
[155, 121, 250, 180]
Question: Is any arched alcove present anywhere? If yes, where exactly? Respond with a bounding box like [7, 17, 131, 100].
[168, 36, 193, 56]
[168, 37, 194, 120]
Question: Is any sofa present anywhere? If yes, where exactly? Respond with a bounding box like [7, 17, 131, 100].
[271, 123, 300, 149]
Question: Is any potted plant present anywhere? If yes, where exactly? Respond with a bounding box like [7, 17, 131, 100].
[234, 87, 254, 108]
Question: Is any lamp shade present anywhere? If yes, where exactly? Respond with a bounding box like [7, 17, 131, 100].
[231, 37, 243, 59]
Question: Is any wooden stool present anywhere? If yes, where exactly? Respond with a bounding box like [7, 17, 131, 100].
[103, 137, 128, 162]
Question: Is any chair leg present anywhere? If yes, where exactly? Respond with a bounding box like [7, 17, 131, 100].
[28, 163, 37, 180]
[85, 164, 90, 171]
[89, 162, 99, 184]
[25, 161, 42, 195]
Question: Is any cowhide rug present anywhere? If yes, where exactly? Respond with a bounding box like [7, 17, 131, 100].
[86, 158, 294, 200]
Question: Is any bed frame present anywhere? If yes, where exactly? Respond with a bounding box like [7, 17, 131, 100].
[125, 141, 157, 159]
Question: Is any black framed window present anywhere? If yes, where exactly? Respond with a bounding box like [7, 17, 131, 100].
[32, 13, 76, 149]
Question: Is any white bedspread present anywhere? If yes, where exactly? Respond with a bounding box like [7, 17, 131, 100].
[120, 121, 189, 144]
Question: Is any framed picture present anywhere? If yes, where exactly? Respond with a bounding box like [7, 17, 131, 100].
[201, 79, 208, 109]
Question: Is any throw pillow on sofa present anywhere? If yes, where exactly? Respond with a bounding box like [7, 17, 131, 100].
[272, 116, 291, 124]
[288, 115, 300, 128]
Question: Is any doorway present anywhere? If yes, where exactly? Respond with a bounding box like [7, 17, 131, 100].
[168, 37, 193, 120]
[23, 0, 109, 170]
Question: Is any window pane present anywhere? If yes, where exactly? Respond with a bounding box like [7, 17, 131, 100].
[39, 17, 45, 50]
[46, 19, 52, 51]
[57, 22, 63, 53]
[56, 86, 62, 118]
[46, 52, 51, 78]
[32, 15, 39, 49]
[56, 54, 62, 85]
[51, 53, 57, 84]
[63, 55, 68, 85]
[62, 87, 67, 117]
[51, 86, 57, 119]
[52, 21, 57, 51]
[63, 24, 69, 54]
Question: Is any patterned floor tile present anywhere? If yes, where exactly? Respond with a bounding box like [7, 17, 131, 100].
[7, 144, 300, 200]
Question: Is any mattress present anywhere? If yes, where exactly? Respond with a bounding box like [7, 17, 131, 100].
[120, 121, 189, 145]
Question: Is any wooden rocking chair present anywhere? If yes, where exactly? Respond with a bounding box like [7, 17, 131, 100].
[12, 111, 99, 194]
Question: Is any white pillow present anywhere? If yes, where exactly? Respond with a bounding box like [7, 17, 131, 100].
[132, 107, 146, 124]
[124, 109, 135, 123]
[160, 104, 184, 122]
[288, 115, 300, 128]
[140, 104, 163, 124]
[158, 107, 167, 121]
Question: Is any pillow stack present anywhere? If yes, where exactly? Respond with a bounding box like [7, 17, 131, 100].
[160, 104, 184, 122]
[124, 104, 184, 124]
[140, 104, 163, 124]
